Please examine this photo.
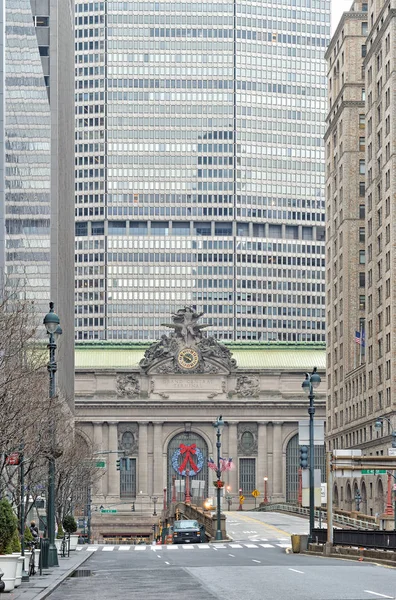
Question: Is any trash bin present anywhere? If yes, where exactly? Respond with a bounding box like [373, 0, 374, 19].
[40, 538, 49, 569]
[291, 534, 301, 553]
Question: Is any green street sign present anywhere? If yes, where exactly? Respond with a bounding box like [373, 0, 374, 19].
[96, 460, 106, 468]
[361, 469, 387, 475]
[101, 509, 117, 514]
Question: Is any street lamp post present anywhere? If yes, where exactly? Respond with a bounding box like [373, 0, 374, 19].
[263, 477, 268, 504]
[152, 496, 158, 516]
[43, 302, 62, 568]
[302, 367, 321, 544]
[355, 490, 362, 512]
[213, 416, 224, 541]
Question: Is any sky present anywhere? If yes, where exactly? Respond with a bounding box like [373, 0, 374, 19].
[332, 0, 354, 33]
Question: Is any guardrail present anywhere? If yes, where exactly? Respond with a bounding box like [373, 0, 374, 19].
[312, 528, 396, 549]
[256, 503, 379, 530]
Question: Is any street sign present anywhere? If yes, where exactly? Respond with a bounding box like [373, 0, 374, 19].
[239, 495, 245, 503]
[388, 448, 396, 456]
[96, 460, 106, 468]
[101, 509, 117, 514]
[251, 489, 260, 498]
[5, 453, 20, 465]
[361, 469, 387, 475]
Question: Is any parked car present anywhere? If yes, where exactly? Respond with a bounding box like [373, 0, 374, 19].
[172, 520, 201, 544]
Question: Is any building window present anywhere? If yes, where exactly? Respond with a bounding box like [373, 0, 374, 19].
[359, 250, 366, 264]
[120, 458, 136, 498]
[361, 45, 367, 57]
[359, 160, 365, 174]
[359, 227, 365, 243]
[92, 221, 104, 235]
[359, 204, 365, 219]
[359, 273, 365, 287]
[75, 222, 88, 236]
[239, 458, 256, 494]
[359, 182, 365, 197]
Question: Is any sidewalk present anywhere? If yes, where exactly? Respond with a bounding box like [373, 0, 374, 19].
[8, 550, 92, 600]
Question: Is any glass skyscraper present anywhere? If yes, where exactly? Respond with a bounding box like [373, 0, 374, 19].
[75, 0, 330, 342]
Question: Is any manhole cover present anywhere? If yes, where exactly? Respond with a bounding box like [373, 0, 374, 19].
[71, 569, 92, 578]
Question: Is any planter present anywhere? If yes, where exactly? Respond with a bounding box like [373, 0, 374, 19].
[69, 535, 79, 551]
[55, 539, 63, 554]
[34, 549, 40, 570]
[24, 551, 31, 574]
[12, 555, 23, 587]
[0, 554, 18, 592]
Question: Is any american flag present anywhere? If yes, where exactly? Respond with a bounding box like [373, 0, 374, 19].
[355, 331, 361, 345]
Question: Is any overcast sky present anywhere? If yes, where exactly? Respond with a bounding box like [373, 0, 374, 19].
[332, 0, 354, 32]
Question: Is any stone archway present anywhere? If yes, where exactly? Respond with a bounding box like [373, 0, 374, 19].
[346, 481, 352, 511]
[167, 431, 208, 506]
[361, 481, 367, 515]
[333, 483, 339, 507]
[376, 478, 385, 514]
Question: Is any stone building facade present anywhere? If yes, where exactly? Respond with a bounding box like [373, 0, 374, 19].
[325, 0, 396, 516]
[74, 309, 326, 539]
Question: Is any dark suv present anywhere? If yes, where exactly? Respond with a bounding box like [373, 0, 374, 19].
[172, 520, 201, 544]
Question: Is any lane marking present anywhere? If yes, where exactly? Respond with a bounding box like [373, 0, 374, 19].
[260, 544, 274, 548]
[167, 546, 179, 550]
[364, 592, 393, 599]
[234, 513, 291, 537]
[165, 561, 170, 565]
[197, 544, 210, 549]
[277, 544, 291, 548]
[157, 555, 161, 558]
[245, 544, 258, 548]
[229, 544, 242, 548]
[228, 554, 235, 557]
[289, 568, 304, 574]
[86, 546, 98, 551]
[252, 559, 261, 563]
[76, 547, 82, 551]
[182, 545, 194, 549]
[102, 546, 114, 551]
[118, 546, 130, 551]
[135, 546, 146, 551]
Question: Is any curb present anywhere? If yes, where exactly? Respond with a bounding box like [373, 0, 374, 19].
[33, 552, 92, 600]
[304, 550, 396, 568]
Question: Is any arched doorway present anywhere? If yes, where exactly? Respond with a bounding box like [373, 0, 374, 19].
[167, 431, 208, 506]
[286, 434, 326, 503]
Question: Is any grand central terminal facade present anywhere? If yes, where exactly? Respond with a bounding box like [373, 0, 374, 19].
[74, 309, 326, 536]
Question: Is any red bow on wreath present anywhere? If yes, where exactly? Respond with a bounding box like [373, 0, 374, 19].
[178, 443, 199, 473]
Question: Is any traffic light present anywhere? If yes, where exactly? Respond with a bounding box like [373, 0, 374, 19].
[300, 445, 308, 469]
[116, 459, 121, 471]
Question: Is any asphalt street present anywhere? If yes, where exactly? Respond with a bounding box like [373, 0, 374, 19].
[47, 511, 396, 600]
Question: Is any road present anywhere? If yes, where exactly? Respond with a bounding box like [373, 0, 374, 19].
[48, 511, 396, 600]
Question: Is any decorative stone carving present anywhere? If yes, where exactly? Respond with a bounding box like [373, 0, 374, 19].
[139, 307, 237, 374]
[237, 423, 258, 456]
[116, 374, 140, 397]
[117, 423, 139, 455]
[235, 375, 260, 398]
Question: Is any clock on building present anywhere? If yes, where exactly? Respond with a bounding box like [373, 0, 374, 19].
[177, 348, 199, 370]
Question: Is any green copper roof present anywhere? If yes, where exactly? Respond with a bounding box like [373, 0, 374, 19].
[75, 342, 326, 371]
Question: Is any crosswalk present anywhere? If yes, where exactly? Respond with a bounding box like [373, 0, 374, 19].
[76, 540, 290, 552]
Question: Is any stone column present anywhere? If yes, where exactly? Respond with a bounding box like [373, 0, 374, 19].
[257, 422, 268, 497]
[272, 422, 283, 500]
[93, 422, 104, 497]
[227, 421, 238, 494]
[153, 422, 164, 496]
[138, 422, 149, 496]
[107, 422, 120, 499]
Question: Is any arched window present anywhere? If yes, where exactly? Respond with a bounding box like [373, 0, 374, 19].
[167, 432, 208, 504]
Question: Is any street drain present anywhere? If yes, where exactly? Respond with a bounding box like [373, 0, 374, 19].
[72, 569, 92, 578]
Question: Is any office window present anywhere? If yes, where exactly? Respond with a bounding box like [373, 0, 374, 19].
[120, 458, 136, 498]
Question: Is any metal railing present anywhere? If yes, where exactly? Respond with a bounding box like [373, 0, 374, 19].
[312, 528, 396, 550]
[256, 503, 379, 530]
